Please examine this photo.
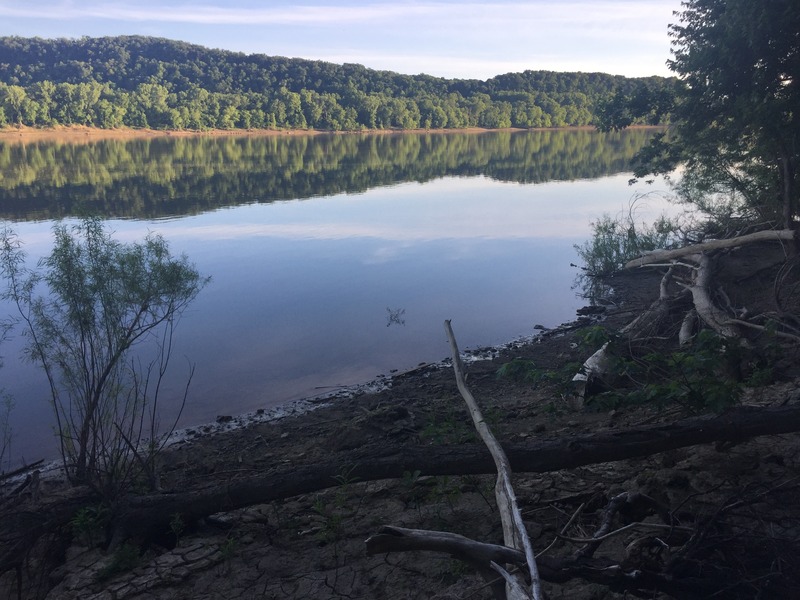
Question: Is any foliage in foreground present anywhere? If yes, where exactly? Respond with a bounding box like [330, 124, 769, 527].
[574, 209, 680, 279]
[581, 328, 745, 415]
[497, 325, 783, 416]
[0, 218, 207, 497]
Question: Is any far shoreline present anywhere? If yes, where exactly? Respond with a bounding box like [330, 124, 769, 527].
[0, 124, 664, 144]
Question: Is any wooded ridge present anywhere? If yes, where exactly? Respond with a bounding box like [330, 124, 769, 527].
[0, 35, 674, 131]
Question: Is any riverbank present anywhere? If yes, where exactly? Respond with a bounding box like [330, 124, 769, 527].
[0, 124, 520, 144]
[0, 124, 662, 144]
[1, 269, 665, 598]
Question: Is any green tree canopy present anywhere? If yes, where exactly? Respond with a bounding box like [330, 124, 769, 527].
[0, 35, 674, 133]
[626, 0, 800, 229]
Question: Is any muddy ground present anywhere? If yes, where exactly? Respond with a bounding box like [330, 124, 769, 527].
[4, 261, 800, 599]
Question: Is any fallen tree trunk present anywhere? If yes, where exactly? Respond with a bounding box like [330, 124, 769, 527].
[113, 403, 800, 538]
[624, 229, 796, 269]
[5, 403, 800, 575]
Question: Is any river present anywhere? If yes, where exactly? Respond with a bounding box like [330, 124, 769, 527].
[0, 128, 673, 468]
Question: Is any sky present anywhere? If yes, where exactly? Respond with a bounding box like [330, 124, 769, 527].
[0, 0, 681, 80]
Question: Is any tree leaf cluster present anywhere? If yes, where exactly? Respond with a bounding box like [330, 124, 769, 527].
[599, 0, 800, 229]
[0, 35, 674, 131]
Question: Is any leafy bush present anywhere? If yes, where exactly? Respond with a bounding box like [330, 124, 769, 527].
[1, 218, 208, 497]
[575, 209, 680, 279]
[587, 330, 743, 414]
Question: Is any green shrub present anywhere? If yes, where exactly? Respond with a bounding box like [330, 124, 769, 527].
[587, 330, 742, 414]
[575, 210, 680, 278]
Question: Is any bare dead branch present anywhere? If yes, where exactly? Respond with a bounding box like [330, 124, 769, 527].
[625, 229, 796, 269]
[445, 319, 543, 600]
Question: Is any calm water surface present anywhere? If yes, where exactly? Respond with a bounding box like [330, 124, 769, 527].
[0, 130, 673, 466]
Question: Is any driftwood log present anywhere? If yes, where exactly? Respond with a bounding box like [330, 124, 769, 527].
[117, 403, 800, 536]
[574, 229, 799, 397]
[624, 229, 796, 269]
[4, 402, 800, 577]
[441, 320, 543, 599]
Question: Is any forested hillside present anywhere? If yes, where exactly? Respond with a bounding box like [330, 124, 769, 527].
[0, 36, 674, 131]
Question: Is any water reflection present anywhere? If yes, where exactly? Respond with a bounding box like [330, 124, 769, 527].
[386, 308, 406, 327]
[0, 129, 659, 222]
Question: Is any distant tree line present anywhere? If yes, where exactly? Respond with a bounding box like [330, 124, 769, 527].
[0, 36, 675, 131]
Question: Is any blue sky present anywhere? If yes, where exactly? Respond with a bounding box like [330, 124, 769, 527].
[0, 1, 680, 80]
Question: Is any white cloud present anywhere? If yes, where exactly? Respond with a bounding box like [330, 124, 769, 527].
[0, 0, 678, 78]
[0, 2, 431, 24]
[0, 1, 673, 28]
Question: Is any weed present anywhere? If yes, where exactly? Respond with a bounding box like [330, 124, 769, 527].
[312, 496, 345, 544]
[420, 406, 475, 444]
[220, 534, 239, 574]
[169, 512, 185, 547]
[461, 474, 495, 511]
[496, 358, 539, 382]
[71, 504, 110, 548]
[400, 469, 428, 509]
[402, 469, 423, 488]
[332, 464, 359, 487]
[577, 325, 613, 348]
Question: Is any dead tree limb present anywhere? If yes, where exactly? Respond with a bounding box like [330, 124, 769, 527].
[444, 319, 543, 600]
[104, 404, 800, 540]
[5, 404, 800, 578]
[364, 525, 734, 598]
[681, 253, 741, 338]
[366, 526, 525, 574]
[624, 229, 795, 269]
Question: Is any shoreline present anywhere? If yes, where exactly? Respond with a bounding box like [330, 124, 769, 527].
[0, 124, 664, 144]
[1, 315, 596, 481]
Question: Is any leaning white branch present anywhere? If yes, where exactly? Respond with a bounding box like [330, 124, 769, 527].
[625, 229, 795, 269]
[445, 320, 544, 600]
[687, 253, 740, 338]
